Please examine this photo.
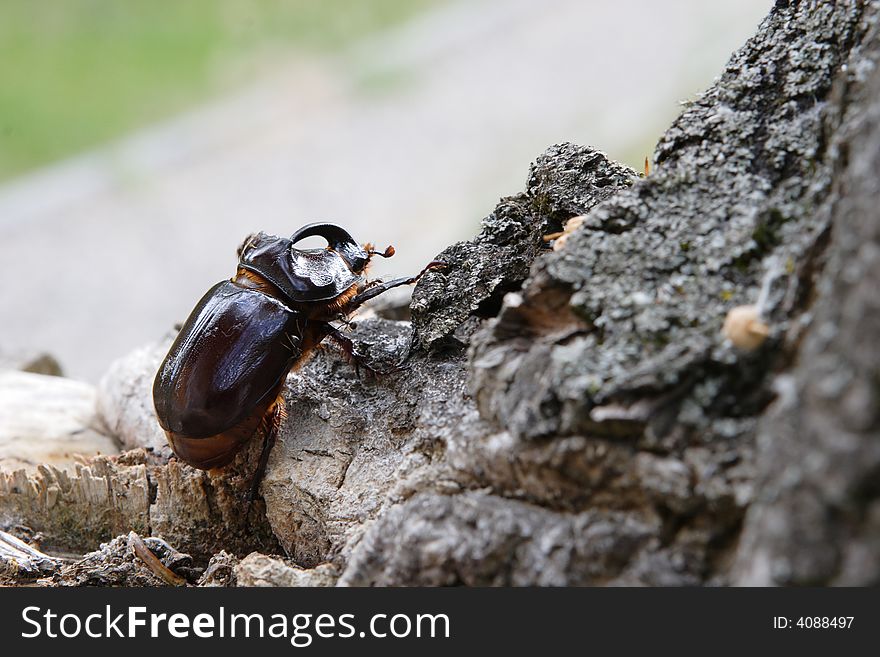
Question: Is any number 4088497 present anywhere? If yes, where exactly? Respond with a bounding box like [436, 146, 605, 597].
[773, 617, 854, 629]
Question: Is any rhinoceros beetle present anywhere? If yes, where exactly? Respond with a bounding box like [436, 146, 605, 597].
[152, 223, 443, 503]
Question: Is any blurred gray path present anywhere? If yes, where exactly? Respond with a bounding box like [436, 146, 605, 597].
[0, 0, 770, 381]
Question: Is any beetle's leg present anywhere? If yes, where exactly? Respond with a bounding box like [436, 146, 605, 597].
[396, 329, 419, 367]
[349, 260, 447, 308]
[325, 325, 380, 378]
[333, 314, 358, 332]
[247, 396, 286, 506]
[325, 324, 409, 378]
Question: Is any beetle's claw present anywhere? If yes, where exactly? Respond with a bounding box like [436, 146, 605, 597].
[351, 350, 374, 380]
[351, 350, 410, 380]
[376, 357, 412, 377]
[414, 260, 448, 282]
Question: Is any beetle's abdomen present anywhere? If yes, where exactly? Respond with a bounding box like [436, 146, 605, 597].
[163, 384, 281, 470]
[153, 281, 300, 439]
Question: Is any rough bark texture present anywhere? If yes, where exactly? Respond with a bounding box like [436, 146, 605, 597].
[733, 7, 880, 584]
[1, 0, 879, 586]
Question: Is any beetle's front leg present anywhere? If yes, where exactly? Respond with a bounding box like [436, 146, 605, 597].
[324, 324, 405, 379]
[332, 313, 358, 332]
[325, 325, 376, 378]
[349, 260, 447, 308]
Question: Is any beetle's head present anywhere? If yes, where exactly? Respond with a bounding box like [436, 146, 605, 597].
[236, 225, 397, 304]
[289, 222, 393, 275]
[236, 232, 261, 259]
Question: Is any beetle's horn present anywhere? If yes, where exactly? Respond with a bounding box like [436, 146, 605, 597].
[289, 222, 357, 250]
[290, 222, 371, 273]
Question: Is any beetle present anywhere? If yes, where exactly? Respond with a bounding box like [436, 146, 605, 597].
[152, 222, 443, 503]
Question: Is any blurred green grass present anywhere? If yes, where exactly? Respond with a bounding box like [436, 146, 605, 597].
[0, 0, 437, 181]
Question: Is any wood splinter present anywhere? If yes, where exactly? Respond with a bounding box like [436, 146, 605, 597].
[722, 304, 770, 351]
[127, 531, 186, 587]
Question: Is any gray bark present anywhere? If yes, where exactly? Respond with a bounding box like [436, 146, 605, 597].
[733, 8, 880, 584]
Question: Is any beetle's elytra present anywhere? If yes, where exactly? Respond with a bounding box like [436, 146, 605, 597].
[152, 223, 443, 500]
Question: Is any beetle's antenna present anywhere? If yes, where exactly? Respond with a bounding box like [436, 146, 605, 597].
[368, 245, 395, 258]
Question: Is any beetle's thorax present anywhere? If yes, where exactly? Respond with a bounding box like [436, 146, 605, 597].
[237, 231, 367, 306]
[232, 266, 364, 322]
[232, 268, 284, 297]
